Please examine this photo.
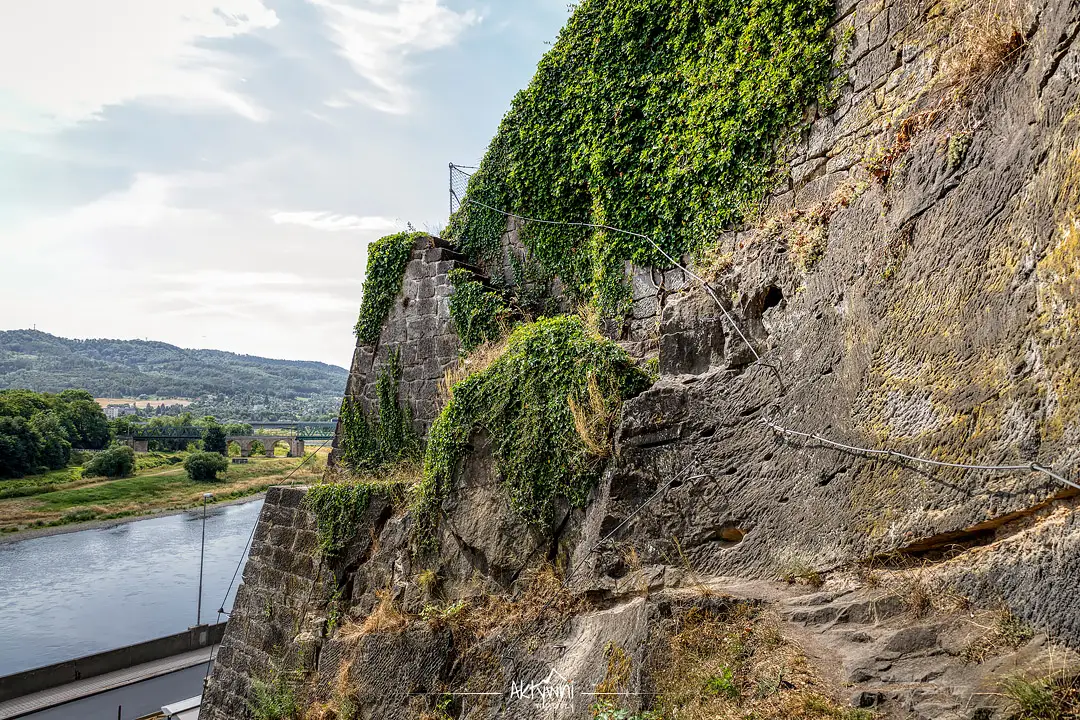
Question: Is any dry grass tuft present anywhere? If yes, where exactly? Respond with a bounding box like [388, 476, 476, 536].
[650, 604, 865, 720]
[438, 336, 510, 405]
[340, 589, 407, 637]
[570, 374, 619, 459]
[1000, 669, 1080, 720]
[694, 246, 735, 284]
[777, 558, 825, 588]
[962, 608, 1035, 664]
[940, 0, 1030, 99]
[429, 564, 581, 645]
[901, 575, 934, 619]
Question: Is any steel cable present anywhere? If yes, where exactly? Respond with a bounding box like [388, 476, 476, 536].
[448, 188, 1076, 494]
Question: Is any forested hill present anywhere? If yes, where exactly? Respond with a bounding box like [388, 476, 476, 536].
[0, 330, 348, 401]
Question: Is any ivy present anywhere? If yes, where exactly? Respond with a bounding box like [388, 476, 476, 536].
[447, 0, 835, 314]
[448, 268, 509, 353]
[353, 231, 426, 346]
[413, 316, 651, 548]
[338, 349, 420, 473]
[306, 482, 376, 558]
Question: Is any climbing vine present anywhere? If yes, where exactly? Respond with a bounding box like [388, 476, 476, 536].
[318, 351, 422, 556]
[413, 316, 651, 549]
[353, 231, 426, 345]
[448, 268, 509, 353]
[306, 481, 377, 558]
[338, 349, 420, 473]
[446, 0, 835, 314]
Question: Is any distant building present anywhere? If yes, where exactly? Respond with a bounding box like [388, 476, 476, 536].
[105, 404, 138, 420]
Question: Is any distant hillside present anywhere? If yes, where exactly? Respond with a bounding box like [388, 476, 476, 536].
[0, 330, 348, 404]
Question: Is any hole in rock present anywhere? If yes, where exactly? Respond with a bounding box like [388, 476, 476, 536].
[762, 285, 785, 312]
[708, 523, 748, 548]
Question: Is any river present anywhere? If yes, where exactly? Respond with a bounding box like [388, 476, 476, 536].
[0, 499, 263, 676]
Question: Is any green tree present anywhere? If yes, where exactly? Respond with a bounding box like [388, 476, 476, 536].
[84, 445, 136, 478]
[184, 451, 229, 481]
[202, 424, 227, 455]
[57, 398, 110, 449]
[0, 416, 43, 478]
[110, 415, 141, 438]
[29, 411, 72, 470]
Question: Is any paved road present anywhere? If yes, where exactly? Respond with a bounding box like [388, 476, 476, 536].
[0, 647, 215, 720]
[12, 664, 209, 720]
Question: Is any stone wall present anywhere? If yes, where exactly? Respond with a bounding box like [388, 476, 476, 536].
[585, 0, 1080, 643]
[200, 487, 326, 720]
[332, 236, 469, 466]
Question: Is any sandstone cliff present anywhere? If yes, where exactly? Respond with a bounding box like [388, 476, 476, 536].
[203, 0, 1080, 718]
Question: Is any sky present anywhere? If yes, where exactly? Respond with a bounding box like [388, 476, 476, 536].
[0, 0, 569, 369]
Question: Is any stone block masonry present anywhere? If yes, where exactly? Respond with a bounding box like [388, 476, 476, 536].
[334, 236, 468, 463]
[200, 486, 326, 720]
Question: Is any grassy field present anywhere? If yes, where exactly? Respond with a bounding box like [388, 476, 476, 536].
[0, 449, 329, 535]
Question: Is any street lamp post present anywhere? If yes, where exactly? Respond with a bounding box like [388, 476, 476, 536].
[197, 492, 214, 626]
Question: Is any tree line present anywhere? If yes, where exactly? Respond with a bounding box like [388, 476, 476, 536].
[0, 388, 260, 479]
[0, 389, 110, 478]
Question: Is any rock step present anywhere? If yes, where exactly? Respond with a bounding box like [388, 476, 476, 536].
[781, 593, 907, 628]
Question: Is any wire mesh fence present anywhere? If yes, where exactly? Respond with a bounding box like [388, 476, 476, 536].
[449, 163, 475, 215]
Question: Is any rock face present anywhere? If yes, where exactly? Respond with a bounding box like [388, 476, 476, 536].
[203, 0, 1080, 718]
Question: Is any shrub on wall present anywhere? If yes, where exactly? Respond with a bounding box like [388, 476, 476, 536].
[414, 316, 652, 548]
[338, 350, 420, 473]
[448, 268, 509, 353]
[447, 0, 835, 315]
[353, 231, 426, 346]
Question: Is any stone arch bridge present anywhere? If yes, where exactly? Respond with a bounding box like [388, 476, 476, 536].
[225, 436, 305, 458]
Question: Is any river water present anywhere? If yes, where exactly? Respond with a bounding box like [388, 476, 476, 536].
[0, 499, 263, 676]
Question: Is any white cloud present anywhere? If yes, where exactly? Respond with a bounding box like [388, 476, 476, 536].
[271, 210, 399, 232]
[12, 173, 217, 244]
[308, 0, 479, 114]
[0, 0, 279, 131]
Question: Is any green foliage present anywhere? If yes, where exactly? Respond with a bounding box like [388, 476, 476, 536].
[0, 388, 108, 478]
[593, 709, 660, 720]
[250, 672, 301, 720]
[222, 421, 254, 436]
[947, 132, 973, 170]
[704, 667, 740, 700]
[353, 232, 426, 345]
[84, 445, 136, 479]
[134, 452, 186, 472]
[448, 268, 509, 352]
[0, 330, 347, 418]
[0, 417, 43, 478]
[414, 316, 651, 547]
[202, 423, 228, 454]
[184, 451, 230, 481]
[447, 0, 835, 313]
[306, 482, 375, 557]
[338, 350, 420, 473]
[30, 412, 73, 470]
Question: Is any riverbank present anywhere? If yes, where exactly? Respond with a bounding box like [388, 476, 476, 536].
[0, 492, 275, 545]
[0, 452, 325, 539]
